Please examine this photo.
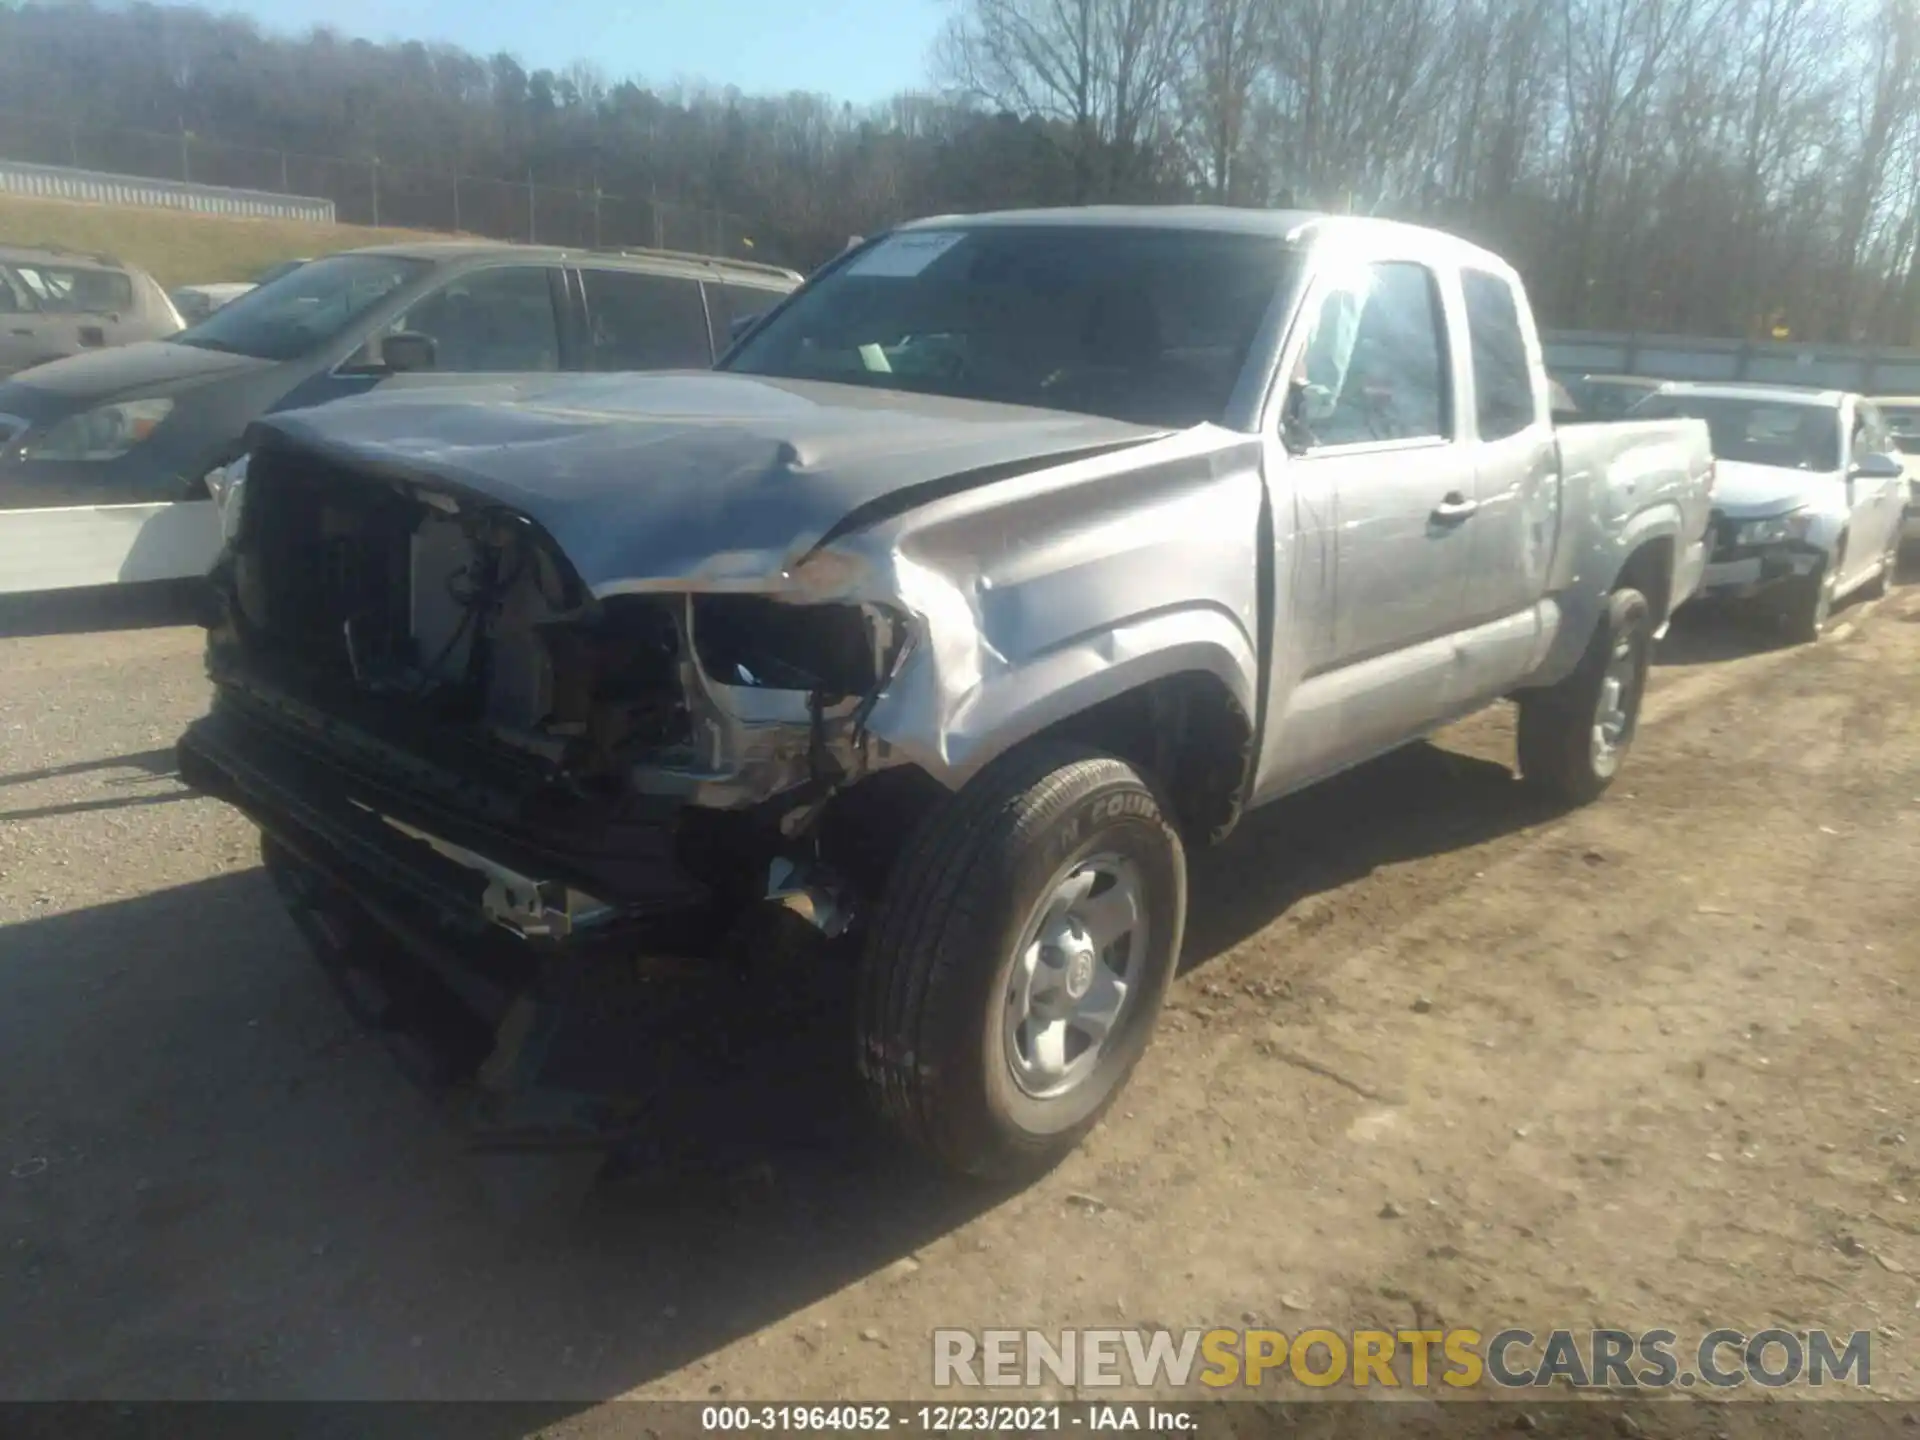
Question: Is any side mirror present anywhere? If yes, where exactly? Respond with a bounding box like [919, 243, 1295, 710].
[1282, 378, 1337, 452]
[1290, 377, 1338, 420]
[381, 331, 438, 374]
[728, 311, 763, 343]
[1851, 451, 1905, 482]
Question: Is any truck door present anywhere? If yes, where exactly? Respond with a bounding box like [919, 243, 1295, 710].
[1256, 256, 1477, 793]
[1461, 267, 1558, 636]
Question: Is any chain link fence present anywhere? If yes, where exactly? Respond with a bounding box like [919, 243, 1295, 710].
[0, 108, 763, 261]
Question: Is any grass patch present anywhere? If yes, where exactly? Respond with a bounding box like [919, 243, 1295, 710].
[0, 195, 444, 287]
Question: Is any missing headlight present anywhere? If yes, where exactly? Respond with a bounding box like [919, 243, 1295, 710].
[691, 596, 881, 697]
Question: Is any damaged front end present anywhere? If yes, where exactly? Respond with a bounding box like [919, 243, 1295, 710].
[179, 435, 917, 1149]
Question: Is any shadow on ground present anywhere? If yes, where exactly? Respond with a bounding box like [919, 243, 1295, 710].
[0, 731, 1550, 1408]
[0, 579, 205, 640]
[1653, 602, 1785, 668]
[0, 747, 189, 822]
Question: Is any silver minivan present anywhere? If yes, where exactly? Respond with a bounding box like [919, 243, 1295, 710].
[0, 245, 184, 378]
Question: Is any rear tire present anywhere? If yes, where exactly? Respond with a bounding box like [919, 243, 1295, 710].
[1517, 587, 1652, 807]
[856, 741, 1186, 1180]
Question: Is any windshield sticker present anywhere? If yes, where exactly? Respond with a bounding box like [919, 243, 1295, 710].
[847, 231, 966, 278]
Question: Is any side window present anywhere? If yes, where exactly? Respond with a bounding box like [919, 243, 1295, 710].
[1290, 261, 1449, 448]
[1857, 404, 1890, 459]
[706, 283, 784, 356]
[1462, 269, 1536, 440]
[391, 266, 560, 373]
[580, 269, 713, 370]
[0, 267, 24, 314]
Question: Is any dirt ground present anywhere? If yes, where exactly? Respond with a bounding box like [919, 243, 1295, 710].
[2, 575, 1918, 1427]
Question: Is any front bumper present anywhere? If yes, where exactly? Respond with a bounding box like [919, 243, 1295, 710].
[1699, 542, 1823, 602]
[176, 692, 733, 1151]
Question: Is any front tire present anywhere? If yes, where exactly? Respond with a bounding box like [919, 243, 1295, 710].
[1517, 586, 1652, 806]
[1862, 530, 1898, 600]
[1783, 554, 1837, 643]
[856, 741, 1186, 1180]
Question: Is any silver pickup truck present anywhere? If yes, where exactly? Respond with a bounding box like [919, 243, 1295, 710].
[178, 209, 1713, 1180]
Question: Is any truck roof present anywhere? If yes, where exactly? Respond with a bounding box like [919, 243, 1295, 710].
[1653, 380, 1847, 407]
[893, 206, 1515, 271]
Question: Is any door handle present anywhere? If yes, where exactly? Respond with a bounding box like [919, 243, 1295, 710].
[1431, 492, 1479, 523]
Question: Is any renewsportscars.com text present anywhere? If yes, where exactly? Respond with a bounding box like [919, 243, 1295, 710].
[932, 1327, 1872, 1390]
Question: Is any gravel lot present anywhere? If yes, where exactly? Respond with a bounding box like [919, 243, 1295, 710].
[3, 577, 1919, 1423]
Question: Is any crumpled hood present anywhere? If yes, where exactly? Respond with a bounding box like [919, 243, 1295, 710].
[252, 372, 1170, 592]
[1710, 458, 1838, 518]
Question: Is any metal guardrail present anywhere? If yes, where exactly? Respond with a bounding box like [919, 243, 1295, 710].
[1542, 329, 1920, 396]
[0, 158, 334, 223]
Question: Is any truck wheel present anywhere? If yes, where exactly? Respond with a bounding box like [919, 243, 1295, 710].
[1517, 586, 1651, 806]
[856, 741, 1186, 1180]
[1783, 556, 1836, 643]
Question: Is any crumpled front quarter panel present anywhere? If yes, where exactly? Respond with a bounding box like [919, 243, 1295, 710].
[829, 426, 1268, 790]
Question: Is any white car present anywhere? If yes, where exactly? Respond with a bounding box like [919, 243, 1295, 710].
[1634, 382, 1907, 640]
[1869, 395, 1920, 546]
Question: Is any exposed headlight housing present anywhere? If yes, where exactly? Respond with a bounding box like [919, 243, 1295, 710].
[19, 398, 175, 462]
[1735, 510, 1814, 547]
[205, 453, 250, 542]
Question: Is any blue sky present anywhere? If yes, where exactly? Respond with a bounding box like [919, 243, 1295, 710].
[202, 0, 950, 104]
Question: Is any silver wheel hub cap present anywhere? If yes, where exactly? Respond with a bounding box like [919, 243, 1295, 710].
[1591, 633, 1637, 775]
[1004, 854, 1146, 1101]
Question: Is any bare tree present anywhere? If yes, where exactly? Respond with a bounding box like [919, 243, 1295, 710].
[1177, 0, 1271, 198]
[936, 0, 1195, 198]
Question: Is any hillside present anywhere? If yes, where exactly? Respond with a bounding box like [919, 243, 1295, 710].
[0, 194, 441, 287]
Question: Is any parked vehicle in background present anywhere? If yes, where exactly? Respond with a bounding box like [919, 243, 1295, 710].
[176, 209, 1713, 1183]
[1872, 395, 1920, 548]
[1633, 382, 1907, 640]
[0, 242, 802, 594]
[171, 283, 257, 325]
[1555, 372, 1663, 421]
[254, 258, 310, 287]
[171, 259, 313, 325]
[0, 244, 182, 378]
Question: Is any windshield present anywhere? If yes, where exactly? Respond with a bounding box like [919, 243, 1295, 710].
[723, 226, 1297, 428]
[172, 253, 425, 361]
[1632, 393, 1841, 471]
[1884, 408, 1920, 454]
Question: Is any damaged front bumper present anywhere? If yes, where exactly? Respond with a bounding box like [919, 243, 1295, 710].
[1699, 541, 1825, 602]
[176, 692, 779, 1152]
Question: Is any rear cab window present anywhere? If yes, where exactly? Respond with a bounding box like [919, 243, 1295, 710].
[1461, 269, 1537, 440]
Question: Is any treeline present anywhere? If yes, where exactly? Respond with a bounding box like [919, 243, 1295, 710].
[0, 0, 1917, 343]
